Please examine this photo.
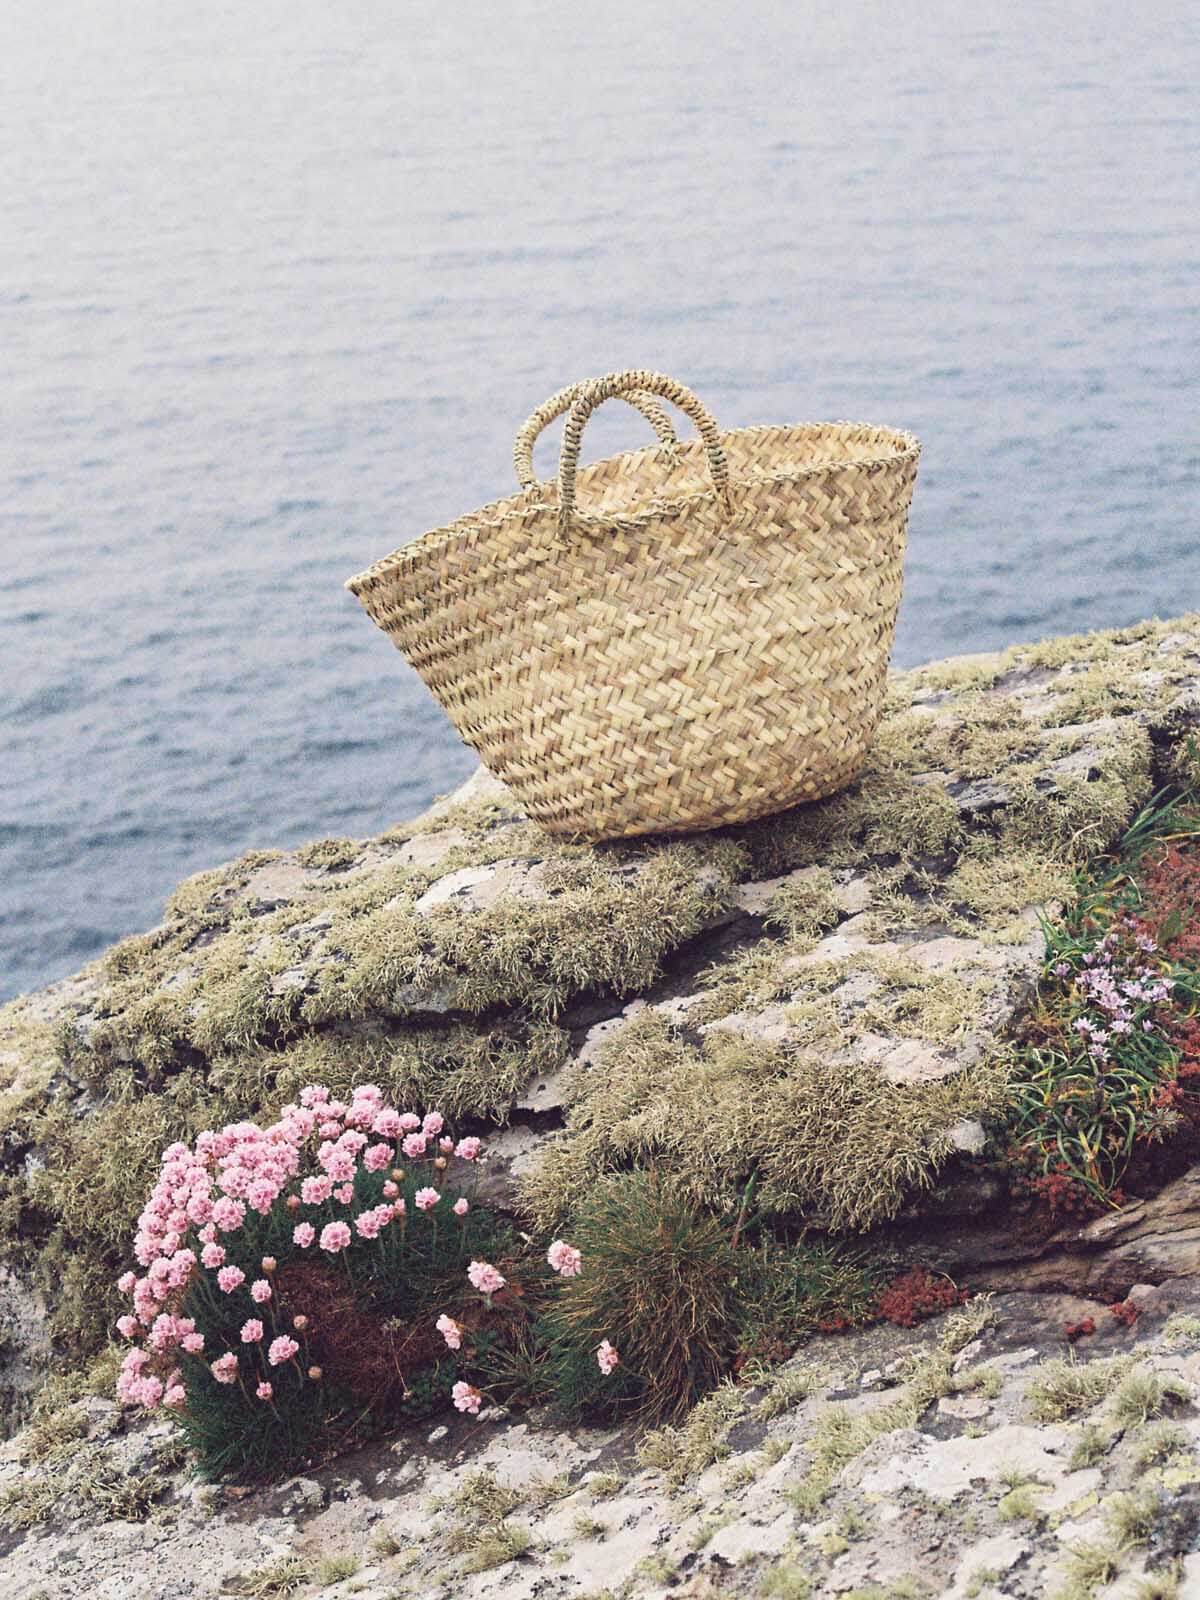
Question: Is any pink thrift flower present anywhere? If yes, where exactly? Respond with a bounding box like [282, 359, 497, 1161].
[148, 1312, 179, 1352]
[293, 1222, 316, 1248]
[547, 1240, 583, 1277]
[453, 1198, 469, 1217]
[182, 1332, 205, 1355]
[436, 1314, 463, 1351]
[268, 1335, 299, 1367]
[217, 1266, 245, 1294]
[372, 1109, 402, 1138]
[167, 1249, 196, 1289]
[201, 1242, 226, 1270]
[241, 1319, 264, 1344]
[382, 1181, 399, 1199]
[219, 1167, 248, 1200]
[454, 1137, 483, 1162]
[354, 1209, 382, 1240]
[256, 1381, 273, 1401]
[250, 1279, 272, 1304]
[414, 1186, 440, 1211]
[116, 1315, 139, 1339]
[597, 1339, 620, 1375]
[363, 1142, 394, 1173]
[319, 1221, 352, 1254]
[211, 1353, 239, 1384]
[451, 1381, 482, 1415]
[246, 1178, 278, 1215]
[323, 1150, 356, 1183]
[334, 1183, 354, 1205]
[401, 1132, 427, 1159]
[398, 1112, 421, 1132]
[164, 1384, 187, 1409]
[138, 1375, 164, 1407]
[117, 1270, 136, 1295]
[467, 1261, 505, 1297]
[422, 1111, 445, 1137]
[211, 1196, 245, 1232]
[299, 1084, 330, 1107]
[300, 1174, 333, 1205]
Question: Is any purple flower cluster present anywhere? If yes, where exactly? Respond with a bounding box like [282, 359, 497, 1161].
[1059, 924, 1173, 1064]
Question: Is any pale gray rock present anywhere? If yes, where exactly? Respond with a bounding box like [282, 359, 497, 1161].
[414, 858, 551, 915]
[3, 1289, 1200, 1598]
[395, 827, 472, 869]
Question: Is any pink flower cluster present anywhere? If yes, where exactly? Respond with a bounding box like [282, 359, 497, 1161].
[467, 1260, 505, 1297]
[452, 1381, 482, 1415]
[1061, 923, 1175, 1065]
[116, 1344, 186, 1409]
[114, 1083, 484, 1414]
[437, 1314, 464, 1351]
[547, 1239, 582, 1277]
[596, 1339, 620, 1375]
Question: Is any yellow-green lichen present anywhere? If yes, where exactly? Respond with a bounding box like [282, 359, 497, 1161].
[917, 693, 1040, 779]
[1000, 724, 1153, 865]
[636, 1379, 744, 1487]
[1025, 1355, 1135, 1423]
[522, 1010, 1007, 1232]
[0, 1351, 176, 1532]
[785, 1300, 993, 1519]
[763, 869, 841, 941]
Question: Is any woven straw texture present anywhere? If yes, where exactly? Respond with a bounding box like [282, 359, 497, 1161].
[347, 370, 920, 842]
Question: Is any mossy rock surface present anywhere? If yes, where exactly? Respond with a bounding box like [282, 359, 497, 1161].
[3, 614, 1200, 1427]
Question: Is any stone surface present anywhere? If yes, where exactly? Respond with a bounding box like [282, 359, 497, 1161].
[5, 1290, 1200, 1598]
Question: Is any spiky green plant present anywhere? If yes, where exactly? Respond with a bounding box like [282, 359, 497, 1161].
[542, 1171, 742, 1421]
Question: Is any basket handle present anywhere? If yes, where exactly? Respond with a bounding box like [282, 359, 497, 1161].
[513, 383, 679, 489]
[558, 370, 730, 530]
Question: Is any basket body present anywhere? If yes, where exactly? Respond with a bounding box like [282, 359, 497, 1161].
[348, 411, 919, 842]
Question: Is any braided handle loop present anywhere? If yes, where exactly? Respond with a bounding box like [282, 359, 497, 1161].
[558, 370, 729, 530]
[513, 382, 678, 489]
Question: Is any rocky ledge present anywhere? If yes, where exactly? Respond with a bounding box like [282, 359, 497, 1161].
[5, 613, 1200, 1597]
[7, 1285, 1200, 1598]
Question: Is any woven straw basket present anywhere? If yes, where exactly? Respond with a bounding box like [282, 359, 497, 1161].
[346, 370, 919, 842]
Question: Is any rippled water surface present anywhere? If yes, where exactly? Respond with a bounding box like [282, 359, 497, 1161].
[3, 1, 1198, 999]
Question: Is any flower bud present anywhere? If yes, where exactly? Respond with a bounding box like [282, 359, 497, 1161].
[390, 1168, 405, 1183]
[434, 1156, 448, 1171]
[261, 1256, 277, 1274]
[293, 1314, 309, 1331]
[307, 1364, 323, 1381]
[286, 1195, 301, 1212]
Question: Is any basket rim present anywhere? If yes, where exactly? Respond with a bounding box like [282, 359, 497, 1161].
[345, 418, 920, 595]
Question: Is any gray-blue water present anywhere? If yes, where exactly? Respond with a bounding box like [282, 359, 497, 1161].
[3, 1, 1198, 1002]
